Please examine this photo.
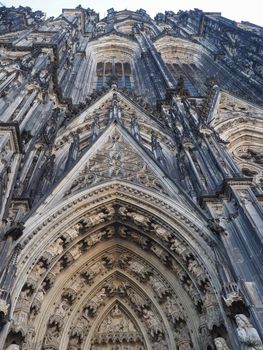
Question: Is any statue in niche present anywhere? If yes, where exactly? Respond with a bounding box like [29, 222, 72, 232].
[66, 245, 81, 262]
[128, 260, 151, 281]
[44, 238, 64, 260]
[43, 324, 60, 348]
[118, 207, 150, 227]
[62, 222, 82, 244]
[126, 288, 149, 312]
[28, 261, 46, 287]
[31, 288, 45, 314]
[84, 288, 107, 316]
[82, 261, 107, 284]
[188, 259, 206, 282]
[151, 244, 169, 263]
[84, 230, 106, 247]
[149, 276, 168, 299]
[170, 238, 190, 260]
[142, 309, 163, 338]
[214, 337, 231, 349]
[164, 296, 184, 325]
[49, 301, 69, 330]
[82, 212, 107, 228]
[21, 327, 35, 350]
[235, 314, 263, 349]
[12, 293, 30, 337]
[130, 231, 149, 249]
[152, 223, 172, 242]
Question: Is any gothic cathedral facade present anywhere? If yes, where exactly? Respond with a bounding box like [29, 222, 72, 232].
[0, 5, 263, 350]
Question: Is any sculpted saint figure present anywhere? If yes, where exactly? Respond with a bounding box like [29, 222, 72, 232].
[152, 223, 171, 242]
[126, 288, 148, 312]
[235, 314, 263, 349]
[142, 309, 163, 338]
[214, 337, 231, 349]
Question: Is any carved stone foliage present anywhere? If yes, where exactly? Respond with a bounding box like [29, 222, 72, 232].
[65, 128, 169, 196]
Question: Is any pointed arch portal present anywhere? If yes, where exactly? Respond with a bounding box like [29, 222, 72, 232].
[5, 156, 226, 350]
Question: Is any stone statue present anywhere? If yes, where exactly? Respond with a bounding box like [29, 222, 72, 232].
[126, 288, 149, 312]
[151, 131, 167, 168]
[152, 223, 171, 242]
[91, 116, 100, 142]
[142, 309, 163, 338]
[214, 337, 231, 350]
[149, 276, 168, 299]
[85, 288, 107, 316]
[6, 345, 20, 350]
[235, 314, 263, 349]
[131, 114, 141, 142]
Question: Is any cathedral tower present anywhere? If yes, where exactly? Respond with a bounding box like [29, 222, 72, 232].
[0, 5, 263, 350]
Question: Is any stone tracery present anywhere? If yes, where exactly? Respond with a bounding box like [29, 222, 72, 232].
[0, 5, 263, 350]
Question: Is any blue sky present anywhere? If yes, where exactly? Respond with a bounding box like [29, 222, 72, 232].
[2, 0, 263, 26]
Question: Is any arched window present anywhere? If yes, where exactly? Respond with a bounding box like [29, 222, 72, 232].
[96, 61, 132, 90]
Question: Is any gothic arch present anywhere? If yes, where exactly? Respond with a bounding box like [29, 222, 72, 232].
[212, 92, 263, 184]
[83, 300, 150, 349]
[5, 178, 229, 349]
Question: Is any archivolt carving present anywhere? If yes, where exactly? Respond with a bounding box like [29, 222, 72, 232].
[8, 179, 224, 350]
[19, 239, 219, 349]
[68, 315, 90, 350]
[17, 182, 215, 267]
[15, 214, 217, 328]
[63, 272, 168, 348]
